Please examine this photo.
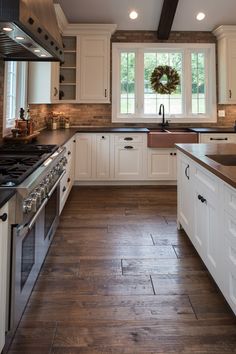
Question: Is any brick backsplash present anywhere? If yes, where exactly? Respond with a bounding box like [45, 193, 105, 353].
[1, 31, 236, 137]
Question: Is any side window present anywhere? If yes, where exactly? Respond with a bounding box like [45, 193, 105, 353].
[3, 61, 28, 135]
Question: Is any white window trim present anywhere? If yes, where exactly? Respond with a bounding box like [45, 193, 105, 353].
[3, 61, 28, 136]
[112, 42, 217, 124]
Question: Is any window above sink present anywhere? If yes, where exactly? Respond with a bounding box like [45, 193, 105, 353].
[112, 43, 217, 124]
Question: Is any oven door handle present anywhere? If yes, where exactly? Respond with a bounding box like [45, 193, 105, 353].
[27, 197, 49, 231]
[47, 170, 66, 198]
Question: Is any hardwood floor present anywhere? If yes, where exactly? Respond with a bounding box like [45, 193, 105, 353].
[7, 186, 236, 354]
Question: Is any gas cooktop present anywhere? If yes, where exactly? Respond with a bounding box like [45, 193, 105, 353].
[0, 144, 57, 187]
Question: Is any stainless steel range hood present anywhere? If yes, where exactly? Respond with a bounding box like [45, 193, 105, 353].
[0, 0, 64, 61]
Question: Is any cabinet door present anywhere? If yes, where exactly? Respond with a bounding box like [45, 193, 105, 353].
[228, 39, 236, 102]
[96, 134, 110, 179]
[75, 134, 93, 180]
[177, 153, 193, 237]
[193, 184, 219, 280]
[114, 144, 143, 180]
[80, 36, 109, 103]
[0, 203, 8, 352]
[147, 149, 176, 180]
[28, 62, 59, 104]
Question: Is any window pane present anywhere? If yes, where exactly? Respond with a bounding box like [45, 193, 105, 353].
[144, 52, 182, 115]
[5, 61, 17, 128]
[191, 52, 206, 114]
[120, 52, 135, 114]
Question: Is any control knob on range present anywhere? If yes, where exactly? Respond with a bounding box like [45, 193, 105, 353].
[23, 199, 33, 214]
[39, 183, 47, 199]
[30, 193, 40, 213]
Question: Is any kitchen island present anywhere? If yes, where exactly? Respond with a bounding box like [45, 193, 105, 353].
[176, 143, 236, 315]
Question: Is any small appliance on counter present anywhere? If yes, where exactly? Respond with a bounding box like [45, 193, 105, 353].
[45, 112, 71, 130]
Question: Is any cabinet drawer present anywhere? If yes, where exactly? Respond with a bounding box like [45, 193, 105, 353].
[114, 134, 144, 144]
[199, 133, 236, 143]
[64, 138, 75, 163]
[224, 185, 236, 217]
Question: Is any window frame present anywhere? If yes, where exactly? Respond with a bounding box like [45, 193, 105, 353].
[112, 42, 217, 124]
[3, 61, 28, 136]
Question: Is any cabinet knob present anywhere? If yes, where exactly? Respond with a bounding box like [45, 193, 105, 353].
[0, 213, 7, 222]
[105, 89, 107, 98]
[170, 152, 173, 156]
[229, 89, 232, 99]
[198, 194, 207, 204]
[67, 178, 71, 183]
[62, 186, 66, 193]
[68, 151, 71, 155]
[101, 136, 105, 139]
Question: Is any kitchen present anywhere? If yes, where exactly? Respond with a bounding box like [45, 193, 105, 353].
[0, 0, 236, 353]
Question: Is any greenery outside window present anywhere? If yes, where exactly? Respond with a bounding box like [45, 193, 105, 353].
[112, 43, 216, 123]
[3, 61, 28, 135]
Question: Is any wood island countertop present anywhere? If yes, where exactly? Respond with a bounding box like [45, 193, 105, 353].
[176, 143, 236, 189]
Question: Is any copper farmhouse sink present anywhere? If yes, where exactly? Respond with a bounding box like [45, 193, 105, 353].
[148, 129, 198, 148]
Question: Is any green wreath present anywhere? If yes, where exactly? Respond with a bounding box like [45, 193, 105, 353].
[150, 65, 180, 94]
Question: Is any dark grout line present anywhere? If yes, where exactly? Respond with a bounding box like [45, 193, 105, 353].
[121, 259, 124, 275]
[150, 233, 155, 245]
[172, 245, 179, 259]
[49, 321, 58, 354]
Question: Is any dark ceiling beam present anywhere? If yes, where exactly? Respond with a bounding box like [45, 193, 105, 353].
[157, 0, 179, 40]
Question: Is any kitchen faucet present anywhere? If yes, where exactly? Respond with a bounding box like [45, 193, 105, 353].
[159, 104, 169, 129]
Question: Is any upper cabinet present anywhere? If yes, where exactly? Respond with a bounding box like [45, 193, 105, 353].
[28, 24, 116, 104]
[214, 26, 236, 104]
[79, 35, 110, 103]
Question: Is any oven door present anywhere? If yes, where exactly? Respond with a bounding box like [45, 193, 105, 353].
[10, 205, 45, 333]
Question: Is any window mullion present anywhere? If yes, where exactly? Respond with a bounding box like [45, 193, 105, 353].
[136, 48, 144, 117]
[185, 49, 192, 117]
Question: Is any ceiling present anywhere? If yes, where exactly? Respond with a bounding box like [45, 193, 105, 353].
[55, 0, 236, 31]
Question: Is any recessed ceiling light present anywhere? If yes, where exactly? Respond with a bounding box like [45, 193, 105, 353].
[196, 12, 206, 21]
[34, 49, 41, 53]
[129, 10, 138, 20]
[15, 36, 25, 40]
[40, 54, 47, 57]
[3, 27, 13, 32]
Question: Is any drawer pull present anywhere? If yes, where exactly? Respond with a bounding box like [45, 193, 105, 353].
[185, 165, 190, 180]
[67, 151, 71, 155]
[124, 137, 133, 141]
[62, 186, 66, 193]
[67, 178, 71, 183]
[0, 213, 7, 222]
[124, 145, 134, 149]
[210, 137, 228, 141]
[229, 89, 232, 99]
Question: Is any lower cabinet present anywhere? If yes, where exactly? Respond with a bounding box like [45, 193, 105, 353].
[0, 203, 9, 352]
[114, 143, 144, 180]
[177, 150, 236, 314]
[75, 133, 147, 181]
[59, 136, 76, 214]
[148, 149, 177, 180]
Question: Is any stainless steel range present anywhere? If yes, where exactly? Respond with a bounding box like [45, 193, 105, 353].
[0, 143, 67, 345]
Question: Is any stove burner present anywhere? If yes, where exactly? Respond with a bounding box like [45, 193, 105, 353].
[0, 144, 57, 156]
[2, 181, 16, 187]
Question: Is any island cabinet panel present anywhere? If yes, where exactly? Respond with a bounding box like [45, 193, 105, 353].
[95, 134, 111, 180]
[148, 149, 176, 180]
[177, 152, 194, 240]
[177, 149, 236, 315]
[223, 185, 236, 314]
[0, 203, 9, 353]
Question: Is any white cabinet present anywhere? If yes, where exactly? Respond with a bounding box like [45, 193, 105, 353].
[95, 134, 110, 179]
[148, 149, 177, 180]
[199, 133, 236, 143]
[0, 203, 9, 352]
[74, 133, 147, 182]
[75, 134, 93, 180]
[60, 136, 76, 214]
[223, 185, 236, 314]
[177, 152, 193, 237]
[214, 26, 236, 104]
[79, 35, 110, 103]
[28, 62, 60, 104]
[192, 167, 220, 281]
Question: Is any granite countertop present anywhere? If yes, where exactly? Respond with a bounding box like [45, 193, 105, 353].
[176, 143, 236, 189]
[189, 127, 236, 133]
[0, 189, 15, 209]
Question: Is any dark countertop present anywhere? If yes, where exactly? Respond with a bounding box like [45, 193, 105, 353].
[189, 127, 236, 133]
[0, 189, 15, 209]
[35, 127, 150, 146]
[176, 143, 236, 189]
